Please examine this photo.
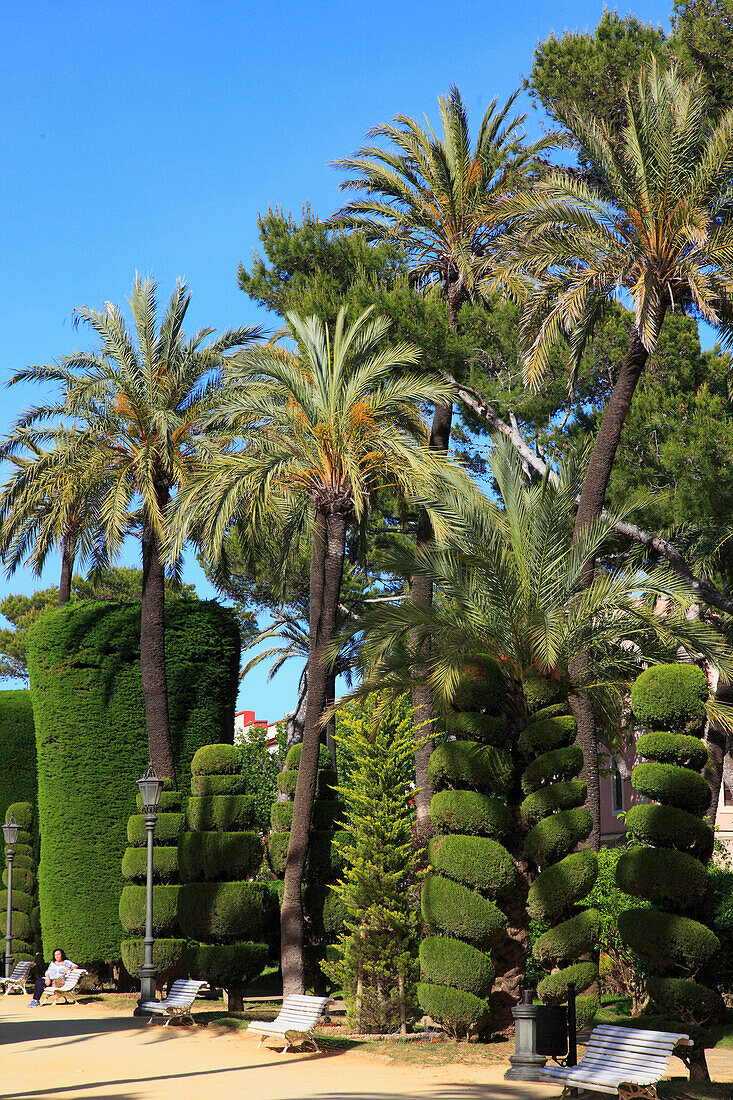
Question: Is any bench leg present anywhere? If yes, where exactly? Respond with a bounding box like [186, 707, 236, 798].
[618, 1085, 658, 1100]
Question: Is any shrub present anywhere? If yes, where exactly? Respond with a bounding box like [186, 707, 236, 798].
[186, 941, 269, 988]
[427, 834, 516, 894]
[126, 813, 185, 847]
[525, 809, 593, 865]
[177, 881, 275, 942]
[266, 829, 345, 882]
[135, 790, 182, 813]
[4, 867, 34, 894]
[517, 716, 577, 755]
[451, 659, 505, 713]
[646, 977, 726, 1029]
[421, 874, 506, 947]
[618, 908, 720, 972]
[635, 732, 708, 770]
[520, 780, 587, 824]
[285, 742, 331, 771]
[186, 795, 255, 832]
[277, 768, 337, 798]
[191, 773, 246, 796]
[631, 664, 708, 731]
[538, 961, 597, 1003]
[445, 711, 510, 747]
[121, 846, 180, 883]
[0, 888, 33, 915]
[616, 847, 709, 911]
[416, 982, 489, 1040]
[625, 803, 714, 863]
[534, 909, 601, 966]
[119, 885, 181, 937]
[428, 741, 512, 793]
[521, 746, 584, 794]
[430, 790, 511, 837]
[632, 761, 711, 815]
[26, 599, 240, 962]
[0, 690, 36, 828]
[191, 743, 241, 775]
[121, 938, 187, 983]
[270, 799, 343, 832]
[178, 832, 263, 882]
[528, 850, 599, 922]
[419, 936, 495, 995]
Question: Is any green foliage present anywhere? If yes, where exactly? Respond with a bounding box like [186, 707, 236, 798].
[119, 885, 181, 937]
[285, 742, 331, 771]
[418, 936, 495, 996]
[520, 780, 587, 825]
[616, 847, 709, 911]
[537, 961, 597, 1004]
[521, 673, 567, 714]
[176, 882, 275, 942]
[270, 799, 343, 832]
[586, 845, 649, 1007]
[444, 710, 510, 748]
[421, 875, 506, 947]
[534, 909, 602, 966]
[0, 888, 34, 915]
[647, 976, 726, 1029]
[710, 868, 733, 994]
[126, 813, 184, 847]
[324, 695, 421, 1032]
[625, 803, 714, 863]
[451, 661, 506, 713]
[429, 790, 511, 837]
[178, 832, 263, 882]
[672, 0, 733, 117]
[618, 908, 720, 973]
[0, 691, 36, 828]
[277, 768, 337, 799]
[416, 983, 489, 1040]
[517, 715, 577, 755]
[524, 808, 593, 865]
[121, 938, 187, 984]
[186, 796, 255, 833]
[122, 846, 180, 884]
[632, 761, 711, 815]
[267, 829, 345, 882]
[187, 942, 269, 988]
[191, 743, 242, 775]
[191, 774, 246, 796]
[427, 834, 516, 895]
[135, 790, 182, 813]
[27, 598, 239, 962]
[237, 724, 281, 834]
[521, 746, 584, 795]
[527, 850, 599, 922]
[635, 732, 709, 770]
[428, 741, 512, 794]
[631, 665, 709, 731]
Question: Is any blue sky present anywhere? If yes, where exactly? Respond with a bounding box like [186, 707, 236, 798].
[0, 0, 675, 719]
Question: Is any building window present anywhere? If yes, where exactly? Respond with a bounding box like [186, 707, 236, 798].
[724, 783, 733, 807]
[611, 764, 625, 815]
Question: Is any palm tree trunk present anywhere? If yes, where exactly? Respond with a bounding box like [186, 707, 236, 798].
[58, 534, 74, 606]
[141, 505, 176, 785]
[571, 323, 660, 848]
[281, 509, 347, 996]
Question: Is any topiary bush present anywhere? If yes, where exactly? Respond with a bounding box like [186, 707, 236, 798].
[419, 661, 514, 1040]
[178, 745, 270, 1010]
[521, 697, 599, 1029]
[2, 800, 39, 964]
[0, 692, 36, 831]
[618, 664, 725, 1073]
[27, 599, 240, 964]
[120, 784, 186, 987]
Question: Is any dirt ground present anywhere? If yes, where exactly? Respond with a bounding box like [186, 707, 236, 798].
[1, 993, 731, 1100]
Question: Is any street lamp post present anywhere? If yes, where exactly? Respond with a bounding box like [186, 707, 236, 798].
[3, 813, 20, 978]
[135, 763, 163, 1014]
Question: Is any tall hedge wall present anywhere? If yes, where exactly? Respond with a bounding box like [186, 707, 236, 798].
[0, 690, 36, 828]
[618, 664, 724, 1053]
[26, 599, 240, 963]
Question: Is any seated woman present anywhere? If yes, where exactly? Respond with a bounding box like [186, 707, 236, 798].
[28, 948, 80, 1007]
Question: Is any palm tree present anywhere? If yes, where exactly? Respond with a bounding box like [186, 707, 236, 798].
[333, 86, 554, 824]
[493, 62, 733, 841]
[350, 441, 733, 1018]
[169, 304, 473, 995]
[5, 276, 260, 783]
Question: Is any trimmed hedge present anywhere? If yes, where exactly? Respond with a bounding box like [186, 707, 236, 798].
[632, 761, 711, 815]
[177, 881, 275, 942]
[27, 598, 240, 962]
[0, 888, 34, 915]
[126, 812, 185, 847]
[421, 874, 506, 947]
[135, 790, 182, 813]
[429, 790, 511, 837]
[186, 941, 269, 988]
[445, 711, 510, 748]
[416, 982, 490, 1039]
[631, 664, 708, 731]
[3, 866, 34, 894]
[618, 908, 720, 972]
[616, 847, 709, 911]
[119, 884, 181, 937]
[427, 834, 516, 895]
[517, 715, 577, 755]
[178, 831, 263, 882]
[521, 745, 584, 795]
[122, 846, 180, 883]
[524, 808, 593, 865]
[2, 799, 38, 962]
[451, 659, 505, 713]
[527, 850, 599, 922]
[636, 732, 709, 771]
[624, 803, 714, 863]
[427, 741, 512, 794]
[419, 935, 495, 995]
[285, 742, 331, 771]
[277, 768, 337, 799]
[538, 961, 597, 1003]
[267, 829, 346, 882]
[186, 795, 255, 832]
[646, 977, 726, 1029]
[0, 691, 36, 828]
[521, 780, 588, 825]
[121, 937, 187, 982]
[191, 743, 242, 775]
[191, 774, 246, 797]
[534, 908, 602, 966]
[270, 799, 344, 833]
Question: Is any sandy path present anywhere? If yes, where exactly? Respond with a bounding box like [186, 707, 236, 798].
[0, 996, 728, 1100]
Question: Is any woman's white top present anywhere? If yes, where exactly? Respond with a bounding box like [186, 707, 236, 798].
[45, 959, 77, 980]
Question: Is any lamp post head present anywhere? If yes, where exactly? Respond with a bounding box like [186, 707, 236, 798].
[2, 813, 19, 850]
[137, 763, 164, 812]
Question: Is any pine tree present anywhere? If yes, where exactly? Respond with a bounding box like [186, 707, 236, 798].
[324, 696, 421, 1034]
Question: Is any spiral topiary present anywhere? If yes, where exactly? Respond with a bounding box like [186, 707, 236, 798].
[178, 744, 272, 1010]
[1, 801, 40, 967]
[266, 741, 345, 990]
[617, 664, 724, 1065]
[120, 781, 187, 988]
[520, 690, 599, 1029]
[418, 661, 515, 1040]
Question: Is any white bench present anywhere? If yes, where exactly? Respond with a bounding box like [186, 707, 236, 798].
[247, 994, 333, 1052]
[538, 1024, 692, 1099]
[38, 968, 88, 1005]
[140, 978, 209, 1026]
[0, 960, 33, 995]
